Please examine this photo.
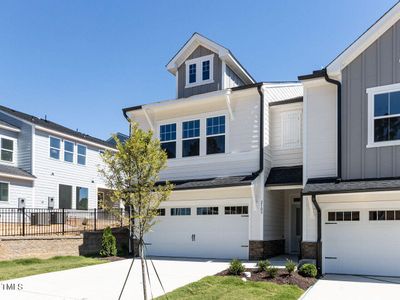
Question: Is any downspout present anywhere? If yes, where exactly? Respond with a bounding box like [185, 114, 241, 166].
[311, 194, 322, 277]
[323, 69, 342, 180]
[122, 109, 132, 136]
[252, 84, 264, 177]
[299, 191, 304, 261]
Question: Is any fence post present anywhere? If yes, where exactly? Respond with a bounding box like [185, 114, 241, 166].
[120, 208, 123, 227]
[22, 207, 25, 236]
[62, 208, 65, 235]
[94, 208, 97, 231]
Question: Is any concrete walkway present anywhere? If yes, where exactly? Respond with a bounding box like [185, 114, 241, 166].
[0, 257, 257, 300]
[301, 274, 400, 300]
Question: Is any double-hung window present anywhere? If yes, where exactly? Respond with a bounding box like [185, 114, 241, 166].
[50, 137, 61, 159]
[182, 120, 200, 157]
[64, 141, 74, 163]
[367, 84, 400, 147]
[206, 116, 225, 154]
[77, 144, 87, 165]
[0, 182, 9, 202]
[160, 123, 176, 159]
[1, 138, 14, 162]
[185, 54, 214, 87]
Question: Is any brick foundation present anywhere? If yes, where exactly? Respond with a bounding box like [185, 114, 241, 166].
[0, 228, 130, 260]
[249, 239, 285, 260]
[301, 241, 317, 259]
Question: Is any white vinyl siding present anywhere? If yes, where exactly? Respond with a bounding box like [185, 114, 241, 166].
[33, 129, 106, 209]
[0, 177, 33, 208]
[0, 137, 15, 163]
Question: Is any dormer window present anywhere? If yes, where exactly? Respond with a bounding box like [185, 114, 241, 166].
[185, 54, 214, 88]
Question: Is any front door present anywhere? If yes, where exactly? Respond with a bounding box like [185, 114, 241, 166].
[59, 184, 72, 209]
[290, 198, 301, 253]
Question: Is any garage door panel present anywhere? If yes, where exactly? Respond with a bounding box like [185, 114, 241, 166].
[144, 209, 249, 259]
[323, 207, 400, 276]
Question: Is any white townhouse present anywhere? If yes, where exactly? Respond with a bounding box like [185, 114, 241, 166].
[123, 33, 304, 260]
[0, 105, 115, 210]
[299, 2, 400, 276]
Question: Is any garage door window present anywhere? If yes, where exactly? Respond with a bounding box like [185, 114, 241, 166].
[225, 206, 248, 215]
[369, 210, 400, 221]
[197, 207, 218, 215]
[171, 208, 191, 216]
[328, 211, 360, 221]
[157, 208, 165, 216]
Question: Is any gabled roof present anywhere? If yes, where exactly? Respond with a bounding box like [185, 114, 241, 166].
[326, 2, 400, 76]
[107, 132, 129, 146]
[166, 33, 255, 84]
[0, 120, 20, 132]
[0, 105, 114, 149]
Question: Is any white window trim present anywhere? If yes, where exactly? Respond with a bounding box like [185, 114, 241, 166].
[367, 83, 400, 148]
[49, 136, 62, 161]
[77, 144, 87, 166]
[157, 111, 229, 160]
[159, 122, 177, 159]
[280, 110, 302, 150]
[0, 136, 16, 164]
[63, 140, 75, 163]
[0, 181, 10, 203]
[182, 119, 200, 157]
[185, 54, 214, 88]
[206, 115, 227, 155]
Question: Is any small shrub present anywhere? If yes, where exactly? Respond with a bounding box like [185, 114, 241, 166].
[285, 259, 296, 275]
[257, 259, 271, 272]
[298, 264, 317, 278]
[228, 259, 245, 275]
[99, 227, 117, 257]
[266, 266, 279, 278]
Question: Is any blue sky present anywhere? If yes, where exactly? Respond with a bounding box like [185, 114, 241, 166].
[0, 0, 396, 139]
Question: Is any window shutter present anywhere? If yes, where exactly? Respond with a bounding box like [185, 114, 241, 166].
[281, 111, 302, 149]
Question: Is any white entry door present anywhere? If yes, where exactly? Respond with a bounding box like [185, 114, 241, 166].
[144, 205, 249, 259]
[323, 207, 400, 276]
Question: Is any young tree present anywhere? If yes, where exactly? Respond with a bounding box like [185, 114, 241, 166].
[99, 121, 173, 299]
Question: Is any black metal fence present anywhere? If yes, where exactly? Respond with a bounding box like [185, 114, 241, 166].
[0, 208, 126, 236]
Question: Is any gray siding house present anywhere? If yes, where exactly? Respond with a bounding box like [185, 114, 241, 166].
[0, 105, 115, 210]
[299, 2, 400, 277]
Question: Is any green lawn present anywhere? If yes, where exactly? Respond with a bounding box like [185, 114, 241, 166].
[0, 256, 106, 280]
[156, 276, 303, 300]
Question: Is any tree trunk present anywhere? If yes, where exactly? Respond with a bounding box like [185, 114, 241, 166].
[140, 242, 148, 300]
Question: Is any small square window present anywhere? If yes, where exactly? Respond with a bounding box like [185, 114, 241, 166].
[157, 208, 165, 216]
[328, 212, 335, 221]
[344, 211, 352, 221]
[369, 211, 377, 221]
[336, 212, 344, 221]
[396, 210, 400, 220]
[387, 210, 395, 220]
[352, 211, 360, 221]
[378, 210, 386, 221]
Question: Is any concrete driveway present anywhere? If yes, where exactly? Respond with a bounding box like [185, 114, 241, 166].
[301, 274, 400, 300]
[0, 257, 249, 300]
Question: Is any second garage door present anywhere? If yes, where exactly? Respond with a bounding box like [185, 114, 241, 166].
[144, 205, 249, 259]
[323, 207, 400, 276]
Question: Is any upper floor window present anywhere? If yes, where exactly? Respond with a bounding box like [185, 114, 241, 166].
[367, 84, 400, 147]
[1, 138, 14, 162]
[185, 54, 214, 88]
[182, 120, 200, 157]
[160, 123, 176, 159]
[189, 64, 196, 84]
[206, 116, 225, 154]
[77, 144, 87, 165]
[50, 137, 61, 160]
[64, 140, 74, 163]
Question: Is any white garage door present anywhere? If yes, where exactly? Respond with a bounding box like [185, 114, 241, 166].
[144, 205, 249, 259]
[323, 208, 400, 276]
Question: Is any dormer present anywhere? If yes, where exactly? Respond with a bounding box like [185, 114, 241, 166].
[166, 33, 255, 99]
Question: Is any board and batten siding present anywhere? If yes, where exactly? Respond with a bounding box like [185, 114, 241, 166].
[0, 177, 33, 208]
[33, 129, 106, 209]
[342, 19, 400, 179]
[177, 46, 222, 98]
[263, 189, 284, 240]
[0, 111, 33, 173]
[270, 103, 303, 167]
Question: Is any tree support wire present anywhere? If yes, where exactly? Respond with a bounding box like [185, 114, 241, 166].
[118, 236, 168, 299]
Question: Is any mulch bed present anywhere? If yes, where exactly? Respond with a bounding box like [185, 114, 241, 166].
[217, 268, 317, 290]
[98, 256, 129, 262]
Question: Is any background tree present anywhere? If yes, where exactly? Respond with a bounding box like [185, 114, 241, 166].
[99, 121, 173, 300]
